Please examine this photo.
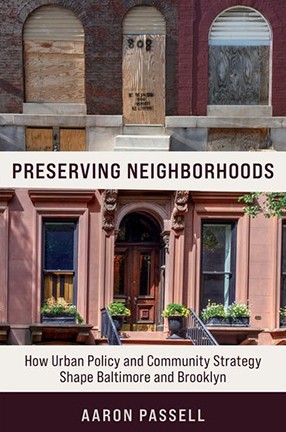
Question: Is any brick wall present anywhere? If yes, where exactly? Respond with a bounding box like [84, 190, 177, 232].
[1, 0, 286, 116]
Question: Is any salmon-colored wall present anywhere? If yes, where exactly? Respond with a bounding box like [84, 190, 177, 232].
[248, 212, 279, 329]
[8, 189, 35, 323]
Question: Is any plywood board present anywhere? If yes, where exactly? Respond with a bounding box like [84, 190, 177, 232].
[24, 40, 83, 55]
[24, 41, 85, 103]
[60, 128, 86, 151]
[123, 34, 165, 124]
[26, 128, 53, 151]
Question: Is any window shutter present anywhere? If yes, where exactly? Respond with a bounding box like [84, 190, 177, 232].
[123, 6, 166, 35]
[23, 5, 84, 41]
[209, 7, 271, 46]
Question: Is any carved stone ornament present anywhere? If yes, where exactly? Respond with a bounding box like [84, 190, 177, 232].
[172, 191, 189, 233]
[102, 190, 118, 233]
[161, 230, 170, 253]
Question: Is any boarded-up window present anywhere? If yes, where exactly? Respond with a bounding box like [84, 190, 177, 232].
[26, 128, 86, 151]
[123, 6, 166, 124]
[209, 7, 271, 105]
[24, 5, 85, 103]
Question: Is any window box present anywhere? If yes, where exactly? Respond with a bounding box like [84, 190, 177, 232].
[41, 297, 84, 325]
[42, 314, 76, 325]
[230, 317, 250, 327]
[205, 317, 231, 327]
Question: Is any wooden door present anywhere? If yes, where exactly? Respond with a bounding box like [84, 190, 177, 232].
[114, 245, 159, 329]
[122, 34, 165, 124]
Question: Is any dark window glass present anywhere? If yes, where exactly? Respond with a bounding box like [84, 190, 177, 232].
[117, 212, 160, 243]
[114, 253, 126, 295]
[44, 222, 76, 270]
[201, 222, 236, 309]
[139, 253, 151, 295]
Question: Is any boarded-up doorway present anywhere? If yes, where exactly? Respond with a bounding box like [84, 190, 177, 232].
[123, 6, 166, 125]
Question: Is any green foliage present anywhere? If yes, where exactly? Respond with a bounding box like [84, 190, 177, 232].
[239, 192, 286, 218]
[280, 306, 286, 318]
[201, 302, 226, 321]
[41, 296, 84, 323]
[108, 301, 131, 317]
[162, 303, 190, 318]
[227, 302, 251, 318]
[203, 227, 221, 252]
[201, 301, 251, 321]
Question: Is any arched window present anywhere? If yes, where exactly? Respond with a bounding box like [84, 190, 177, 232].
[208, 7, 271, 106]
[23, 5, 85, 103]
[122, 6, 166, 124]
[116, 212, 161, 243]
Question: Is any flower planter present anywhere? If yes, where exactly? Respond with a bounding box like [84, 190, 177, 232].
[205, 317, 231, 326]
[112, 315, 125, 332]
[230, 317, 250, 327]
[205, 317, 250, 326]
[167, 316, 185, 339]
[42, 314, 76, 324]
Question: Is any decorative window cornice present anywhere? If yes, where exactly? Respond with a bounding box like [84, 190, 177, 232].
[28, 190, 94, 205]
[0, 189, 15, 206]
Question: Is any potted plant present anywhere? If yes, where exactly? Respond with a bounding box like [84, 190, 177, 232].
[227, 302, 251, 326]
[201, 301, 229, 326]
[162, 303, 190, 339]
[108, 301, 131, 332]
[41, 296, 84, 324]
[280, 306, 286, 327]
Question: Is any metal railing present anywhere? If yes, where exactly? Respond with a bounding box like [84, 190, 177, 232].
[186, 308, 218, 345]
[101, 307, 122, 345]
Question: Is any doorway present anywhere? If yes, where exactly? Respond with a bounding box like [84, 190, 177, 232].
[114, 212, 161, 330]
[122, 6, 166, 125]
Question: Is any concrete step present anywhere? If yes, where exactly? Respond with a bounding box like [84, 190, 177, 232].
[114, 135, 170, 151]
[123, 126, 165, 136]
